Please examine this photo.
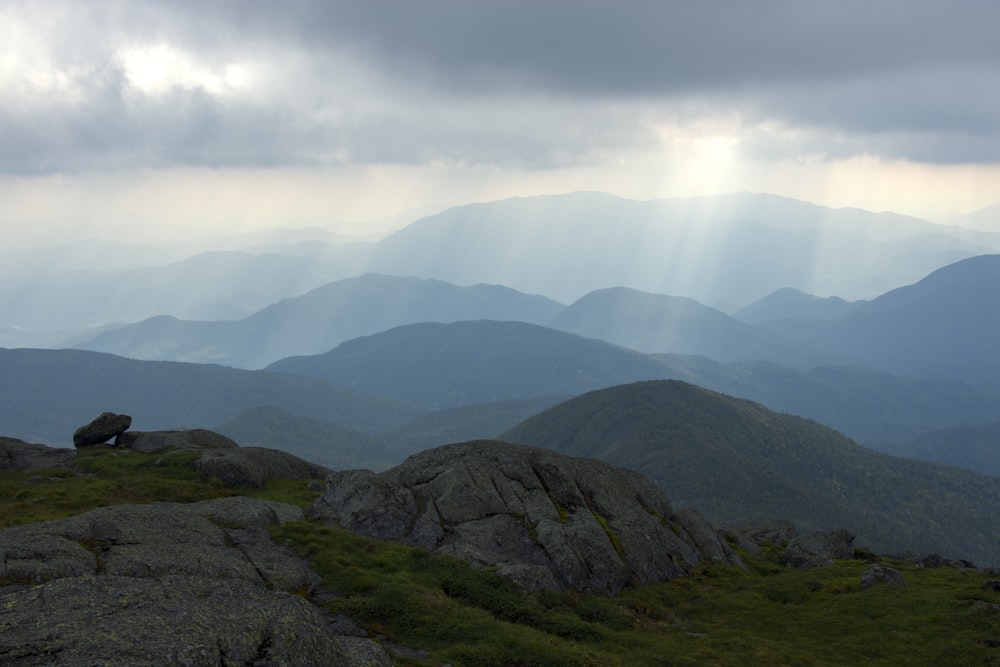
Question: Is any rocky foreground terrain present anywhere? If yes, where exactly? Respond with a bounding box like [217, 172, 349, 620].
[0, 414, 981, 665]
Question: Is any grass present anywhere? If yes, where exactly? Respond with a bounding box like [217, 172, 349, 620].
[3, 447, 1000, 665]
[0, 447, 320, 527]
[271, 519, 1000, 666]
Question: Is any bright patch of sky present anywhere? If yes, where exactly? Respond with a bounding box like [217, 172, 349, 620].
[2, 0, 1000, 246]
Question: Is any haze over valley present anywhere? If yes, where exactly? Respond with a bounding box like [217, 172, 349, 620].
[5, 190, 1000, 474]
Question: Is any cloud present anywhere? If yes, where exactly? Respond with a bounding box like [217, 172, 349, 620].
[2, 0, 999, 176]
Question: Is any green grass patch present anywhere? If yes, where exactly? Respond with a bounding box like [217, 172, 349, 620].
[273, 520, 1000, 666]
[0, 447, 319, 526]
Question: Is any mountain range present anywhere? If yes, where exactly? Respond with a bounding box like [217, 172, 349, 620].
[5, 190, 1000, 534]
[362, 191, 999, 305]
[5, 191, 1000, 350]
[762, 253, 1000, 390]
[76, 274, 561, 368]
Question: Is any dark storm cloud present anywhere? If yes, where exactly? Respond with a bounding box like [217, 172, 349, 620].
[3, 0, 1000, 173]
[228, 0, 997, 95]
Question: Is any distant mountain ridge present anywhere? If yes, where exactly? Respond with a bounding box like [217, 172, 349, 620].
[734, 287, 859, 324]
[547, 286, 836, 366]
[266, 320, 671, 409]
[363, 191, 998, 305]
[77, 274, 563, 369]
[765, 254, 1000, 390]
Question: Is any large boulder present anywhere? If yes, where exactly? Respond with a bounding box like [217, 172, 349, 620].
[73, 412, 132, 448]
[115, 428, 239, 453]
[0, 498, 392, 666]
[196, 447, 330, 488]
[310, 440, 744, 594]
[0, 437, 76, 471]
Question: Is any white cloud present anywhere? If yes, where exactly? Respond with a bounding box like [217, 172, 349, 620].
[116, 43, 254, 97]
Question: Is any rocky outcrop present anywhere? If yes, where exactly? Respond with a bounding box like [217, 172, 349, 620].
[4, 423, 330, 489]
[310, 440, 744, 594]
[784, 529, 856, 570]
[861, 565, 907, 590]
[0, 497, 392, 666]
[0, 436, 75, 472]
[72, 412, 132, 448]
[726, 522, 859, 570]
[726, 519, 799, 558]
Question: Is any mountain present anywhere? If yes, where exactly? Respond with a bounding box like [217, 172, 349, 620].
[653, 354, 1000, 445]
[946, 201, 1000, 233]
[266, 320, 673, 409]
[766, 254, 1000, 389]
[502, 380, 1000, 564]
[363, 191, 999, 306]
[0, 347, 427, 446]
[76, 274, 563, 369]
[547, 286, 835, 366]
[212, 398, 566, 471]
[881, 420, 1000, 477]
[733, 287, 858, 324]
[267, 312, 1000, 447]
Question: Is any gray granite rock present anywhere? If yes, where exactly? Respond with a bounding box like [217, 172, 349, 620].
[0, 437, 75, 471]
[73, 412, 131, 448]
[0, 498, 391, 666]
[861, 565, 907, 590]
[310, 440, 744, 594]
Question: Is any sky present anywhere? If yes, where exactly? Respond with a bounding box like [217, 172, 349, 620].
[3, 0, 1000, 245]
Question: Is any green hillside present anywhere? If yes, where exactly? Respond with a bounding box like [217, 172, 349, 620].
[883, 420, 1000, 477]
[503, 380, 1000, 565]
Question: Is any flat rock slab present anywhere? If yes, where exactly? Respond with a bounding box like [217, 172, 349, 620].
[0, 437, 75, 472]
[0, 498, 392, 666]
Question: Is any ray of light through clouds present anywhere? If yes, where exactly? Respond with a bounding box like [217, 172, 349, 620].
[2, 0, 1000, 247]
